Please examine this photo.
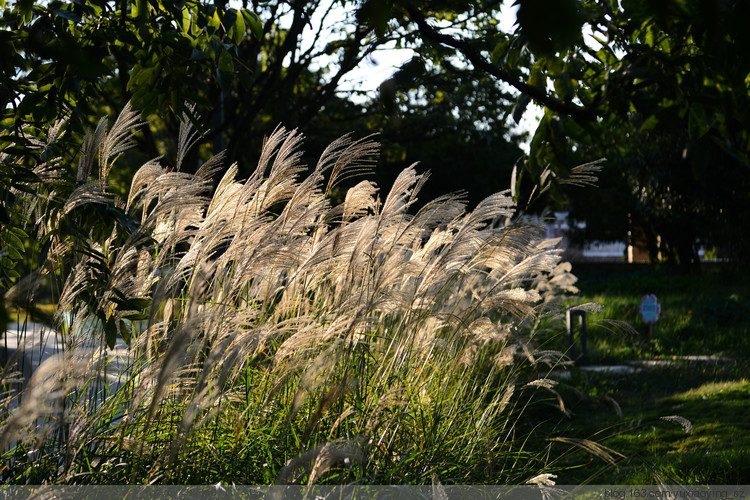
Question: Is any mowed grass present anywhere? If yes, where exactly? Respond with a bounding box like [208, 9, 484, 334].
[537, 264, 750, 484]
[567, 263, 750, 364]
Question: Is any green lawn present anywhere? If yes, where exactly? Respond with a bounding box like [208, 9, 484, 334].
[537, 263, 750, 484]
[566, 263, 750, 363]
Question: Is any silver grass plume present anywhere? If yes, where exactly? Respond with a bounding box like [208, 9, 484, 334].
[1, 105, 588, 484]
[98, 101, 143, 181]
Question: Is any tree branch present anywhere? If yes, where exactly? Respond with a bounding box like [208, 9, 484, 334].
[297, 26, 374, 127]
[404, 4, 600, 122]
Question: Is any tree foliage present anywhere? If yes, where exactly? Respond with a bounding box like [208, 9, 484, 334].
[373, 62, 525, 206]
[4, 0, 750, 273]
[554, 1, 750, 270]
[379, 0, 750, 270]
[1, 0, 402, 171]
[1, 0, 261, 129]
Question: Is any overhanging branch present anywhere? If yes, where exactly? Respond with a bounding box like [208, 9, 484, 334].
[404, 5, 600, 122]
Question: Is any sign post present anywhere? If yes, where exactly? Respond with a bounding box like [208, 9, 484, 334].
[567, 309, 587, 363]
[639, 294, 661, 348]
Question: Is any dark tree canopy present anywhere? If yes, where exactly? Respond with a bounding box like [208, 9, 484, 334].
[3, 0, 750, 274]
[383, 0, 750, 270]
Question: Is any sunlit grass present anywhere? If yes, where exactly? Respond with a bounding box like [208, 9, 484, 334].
[519, 262, 750, 484]
[539, 353, 750, 483]
[0, 106, 580, 485]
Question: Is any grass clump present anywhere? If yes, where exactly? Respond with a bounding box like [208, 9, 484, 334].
[0, 105, 580, 485]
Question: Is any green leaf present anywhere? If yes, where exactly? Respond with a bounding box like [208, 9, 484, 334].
[644, 26, 655, 47]
[6, 230, 25, 252]
[512, 94, 531, 124]
[356, 0, 391, 36]
[125, 297, 152, 310]
[223, 9, 237, 33]
[17, 92, 45, 119]
[104, 317, 117, 349]
[218, 50, 233, 73]
[207, 8, 220, 36]
[18, 0, 33, 25]
[6, 245, 22, 260]
[216, 67, 225, 90]
[243, 10, 262, 40]
[491, 38, 508, 65]
[190, 12, 202, 37]
[528, 66, 544, 89]
[180, 6, 191, 33]
[639, 114, 659, 133]
[124, 313, 149, 321]
[54, 9, 82, 23]
[553, 71, 574, 102]
[130, 87, 158, 112]
[560, 115, 590, 142]
[505, 39, 523, 68]
[132, 0, 148, 21]
[233, 10, 246, 45]
[688, 103, 711, 138]
[516, 0, 584, 55]
[119, 320, 131, 346]
[129, 65, 159, 88]
[189, 48, 210, 61]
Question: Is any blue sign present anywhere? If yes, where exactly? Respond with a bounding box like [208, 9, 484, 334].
[640, 294, 661, 324]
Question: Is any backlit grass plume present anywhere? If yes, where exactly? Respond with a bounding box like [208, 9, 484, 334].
[0, 105, 580, 485]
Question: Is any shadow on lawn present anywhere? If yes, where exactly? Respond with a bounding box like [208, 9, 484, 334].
[539, 358, 750, 484]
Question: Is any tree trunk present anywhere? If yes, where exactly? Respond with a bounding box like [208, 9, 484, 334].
[662, 224, 701, 273]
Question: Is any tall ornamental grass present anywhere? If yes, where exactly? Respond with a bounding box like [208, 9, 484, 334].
[0, 105, 587, 484]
